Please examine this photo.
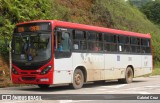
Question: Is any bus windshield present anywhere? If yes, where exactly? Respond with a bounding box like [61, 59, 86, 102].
[12, 32, 51, 63]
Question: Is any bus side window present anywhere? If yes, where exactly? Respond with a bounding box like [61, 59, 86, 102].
[56, 32, 63, 51]
[104, 34, 117, 52]
[118, 36, 130, 52]
[55, 31, 70, 52]
[54, 31, 72, 59]
[88, 32, 103, 52]
[73, 30, 86, 51]
[61, 32, 70, 51]
[141, 39, 151, 53]
[130, 37, 140, 53]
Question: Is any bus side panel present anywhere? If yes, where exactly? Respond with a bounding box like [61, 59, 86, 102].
[134, 55, 152, 77]
[105, 54, 143, 79]
[53, 57, 73, 84]
[104, 54, 117, 79]
[72, 53, 105, 82]
[115, 54, 142, 78]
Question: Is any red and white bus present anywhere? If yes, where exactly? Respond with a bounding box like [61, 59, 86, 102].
[11, 20, 152, 89]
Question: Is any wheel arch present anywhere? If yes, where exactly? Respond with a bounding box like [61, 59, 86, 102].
[74, 66, 87, 83]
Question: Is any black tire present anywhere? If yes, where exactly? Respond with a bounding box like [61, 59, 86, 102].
[118, 67, 133, 84]
[38, 84, 50, 89]
[70, 69, 84, 89]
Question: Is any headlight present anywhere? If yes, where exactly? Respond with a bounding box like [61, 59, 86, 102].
[40, 66, 52, 75]
[12, 67, 18, 75]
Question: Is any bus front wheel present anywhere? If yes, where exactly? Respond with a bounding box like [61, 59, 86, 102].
[118, 67, 133, 84]
[38, 84, 50, 89]
[70, 69, 84, 89]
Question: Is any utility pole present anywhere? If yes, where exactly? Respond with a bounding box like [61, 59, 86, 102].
[9, 41, 12, 81]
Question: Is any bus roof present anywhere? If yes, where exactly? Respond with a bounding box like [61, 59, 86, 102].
[16, 20, 151, 39]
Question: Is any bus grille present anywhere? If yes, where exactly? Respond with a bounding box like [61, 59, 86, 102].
[18, 65, 42, 70]
[21, 72, 27, 74]
[22, 77, 36, 81]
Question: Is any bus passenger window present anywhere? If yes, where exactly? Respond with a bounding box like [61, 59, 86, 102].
[93, 43, 99, 51]
[73, 41, 79, 50]
[119, 45, 122, 52]
[56, 32, 63, 51]
[104, 34, 117, 52]
[73, 30, 86, 51]
[56, 32, 70, 52]
[130, 37, 140, 53]
[61, 32, 70, 51]
[88, 32, 96, 40]
[141, 39, 151, 53]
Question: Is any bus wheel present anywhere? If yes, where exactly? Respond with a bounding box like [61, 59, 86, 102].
[118, 67, 133, 84]
[70, 69, 84, 89]
[38, 84, 50, 89]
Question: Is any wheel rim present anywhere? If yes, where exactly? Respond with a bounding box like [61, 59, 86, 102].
[75, 72, 82, 85]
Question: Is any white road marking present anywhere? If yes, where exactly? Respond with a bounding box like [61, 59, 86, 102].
[149, 75, 160, 78]
[138, 91, 151, 94]
[60, 100, 73, 103]
[61, 100, 94, 103]
[145, 85, 160, 88]
[90, 84, 160, 94]
[0, 101, 10, 103]
[96, 89, 107, 91]
[100, 84, 127, 88]
[112, 84, 128, 88]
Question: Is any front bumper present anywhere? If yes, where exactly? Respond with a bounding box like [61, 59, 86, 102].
[12, 71, 53, 84]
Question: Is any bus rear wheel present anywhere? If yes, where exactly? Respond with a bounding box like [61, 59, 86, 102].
[118, 67, 133, 84]
[70, 69, 84, 89]
[38, 84, 50, 89]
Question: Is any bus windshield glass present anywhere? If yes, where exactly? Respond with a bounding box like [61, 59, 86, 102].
[12, 32, 51, 63]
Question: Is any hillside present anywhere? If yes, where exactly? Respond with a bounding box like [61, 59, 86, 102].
[1, 0, 160, 62]
[129, 0, 153, 7]
[52, 0, 160, 64]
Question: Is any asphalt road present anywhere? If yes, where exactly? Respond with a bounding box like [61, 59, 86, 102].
[0, 75, 160, 103]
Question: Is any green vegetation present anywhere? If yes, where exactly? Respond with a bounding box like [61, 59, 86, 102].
[152, 68, 160, 75]
[0, 0, 54, 62]
[140, 0, 160, 24]
[128, 0, 153, 7]
[0, 0, 53, 40]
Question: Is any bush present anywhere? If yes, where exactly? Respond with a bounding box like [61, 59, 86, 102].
[0, 40, 9, 63]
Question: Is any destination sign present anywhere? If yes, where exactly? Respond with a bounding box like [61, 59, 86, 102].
[14, 22, 51, 33]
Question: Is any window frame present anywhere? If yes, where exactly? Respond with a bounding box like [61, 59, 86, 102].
[104, 33, 118, 52]
[141, 38, 151, 54]
[54, 26, 152, 55]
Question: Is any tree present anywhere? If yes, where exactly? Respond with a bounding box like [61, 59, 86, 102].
[0, 0, 54, 61]
[0, 0, 53, 40]
[140, 0, 160, 24]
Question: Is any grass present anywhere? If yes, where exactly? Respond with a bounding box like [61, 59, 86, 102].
[142, 68, 160, 77]
[151, 68, 160, 76]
